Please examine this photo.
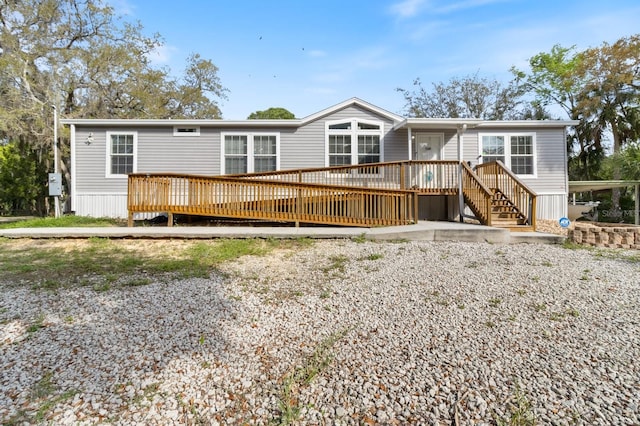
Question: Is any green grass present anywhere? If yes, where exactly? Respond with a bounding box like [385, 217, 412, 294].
[0, 238, 299, 290]
[321, 254, 349, 275]
[0, 216, 121, 229]
[274, 328, 351, 425]
[496, 383, 536, 426]
[26, 313, 45, 333]
[488, 297, 502, 308]
[4, 371, 78, 425]
[563, 240, 640, 263]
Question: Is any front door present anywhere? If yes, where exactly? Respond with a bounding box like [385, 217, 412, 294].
[416, 133, 443, 161]
[415, 133, 444, 190]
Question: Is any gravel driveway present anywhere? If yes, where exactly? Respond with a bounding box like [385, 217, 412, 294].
[1, 240, 639, 425]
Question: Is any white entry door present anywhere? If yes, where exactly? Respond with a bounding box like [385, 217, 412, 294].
[415, 133, 444, 189]
[416, 133, 443, 160]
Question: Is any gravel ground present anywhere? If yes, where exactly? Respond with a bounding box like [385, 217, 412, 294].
[1, 240, 639, 425]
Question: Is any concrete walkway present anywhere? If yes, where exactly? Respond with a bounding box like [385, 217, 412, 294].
[0, 221, 565, 244]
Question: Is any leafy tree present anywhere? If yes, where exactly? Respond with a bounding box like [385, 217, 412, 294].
[247, 107, 295, 119]
[602, 142, 640, 180]
[576, 36, 640, 171]
[514, 35, 640, 208]
[0, 142, 45, 215]
[0, 0, 228, 215]
[397, 73, 524, 119]
[511, 45, 602, 180]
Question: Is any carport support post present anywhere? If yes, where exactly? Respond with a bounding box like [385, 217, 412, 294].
[636, 183, 640, 225]
[457, 124, 467, 223]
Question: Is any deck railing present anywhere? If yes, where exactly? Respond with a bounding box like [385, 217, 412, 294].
[227, 160, 461, 193]
[461, 162, 494, 226]
[127, 160, 536, 228]
[475, 161, 537, 228]
[128, 173, 417, 227]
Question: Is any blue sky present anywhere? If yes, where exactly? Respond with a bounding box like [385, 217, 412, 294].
[116, 0, 639, 120]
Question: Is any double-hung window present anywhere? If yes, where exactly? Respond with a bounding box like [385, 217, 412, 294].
[326, 119, 383, 169]
[479, 133, 536, 177]
[222, 133, 279, 174]
[106, 132, 137, 177]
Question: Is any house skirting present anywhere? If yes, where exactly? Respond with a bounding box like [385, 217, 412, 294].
[536, 193, 568, 221]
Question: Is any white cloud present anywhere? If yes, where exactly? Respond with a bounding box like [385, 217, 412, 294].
[147, 44, 179, 66]
[389, 0, 427, 19]
[307, 50, 327, 58]
[389, 0, 508, 19]
[311, 45, 391, 85]
[108, 0, 135, 16]
[434, 0, 510, 14]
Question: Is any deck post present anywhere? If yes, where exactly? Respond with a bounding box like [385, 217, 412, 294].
[636, 184, 639, 225]
[128, 211, 133, 227]
[167, 212, 173, 227]
[456, 125, 467, 223]
[458, 163, 464, 223]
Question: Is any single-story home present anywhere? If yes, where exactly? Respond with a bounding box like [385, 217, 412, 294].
[61, 97, 577, 225]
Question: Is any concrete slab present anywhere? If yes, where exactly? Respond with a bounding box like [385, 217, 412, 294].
[508, 231, 566, 245]
[0, 221, 563, 244]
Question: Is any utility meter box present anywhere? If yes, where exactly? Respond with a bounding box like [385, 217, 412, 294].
[48, 173, 62, 197]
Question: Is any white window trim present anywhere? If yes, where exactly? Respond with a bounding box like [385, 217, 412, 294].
[220, 132, 280, 175]
[478, 132, 537, 178]
[173, 126, 200, 136]
[325, 118, 384, 168]
[105, 131, 137, 178]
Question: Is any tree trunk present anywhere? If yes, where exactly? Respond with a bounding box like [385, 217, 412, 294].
[611, 118, 622, 213]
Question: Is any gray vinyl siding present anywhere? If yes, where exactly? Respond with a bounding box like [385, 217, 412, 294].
[283, 104, 406, 168]
[75, 127, 123, 193]
[521, 127, 567, 194]
[441, 131, 459, 161]
[74, 127, 219, 194]
[465, 127, 567, 194]
[462, 131, 480, 165]
[280, 121, 325, 169]
[384, 128, 408, 161]
[137, 127, 219, 174]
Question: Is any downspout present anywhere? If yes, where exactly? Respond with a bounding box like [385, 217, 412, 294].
[70, 124, 76, 215]
[407, 127, 413, 160]
[457, 124, 467, 222]
[563, 126, 569, 219]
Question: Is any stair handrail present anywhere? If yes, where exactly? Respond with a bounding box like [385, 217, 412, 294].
[460, 162, 493, 226]
[475, 161, 537, 229]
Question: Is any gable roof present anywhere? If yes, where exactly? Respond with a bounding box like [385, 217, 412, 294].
[59, 97, 404, 128]
[300, 97, 404, 125]
[59, 98, 579, 130]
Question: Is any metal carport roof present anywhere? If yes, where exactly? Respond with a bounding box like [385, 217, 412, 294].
[569, 180, 640, 225]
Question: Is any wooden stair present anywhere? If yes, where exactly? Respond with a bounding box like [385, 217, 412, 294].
[490, 189, 534, 232]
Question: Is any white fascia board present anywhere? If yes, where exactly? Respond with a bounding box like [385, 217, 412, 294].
[394, 118, 579, 131]
[59, 118, 302, 128]
[475, 120, 580, 128]
[301, 97, 404, 125]
[569, 180, 640, 192]
[394, 118, 483, 131]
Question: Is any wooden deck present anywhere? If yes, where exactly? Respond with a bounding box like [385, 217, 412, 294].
[127, 160, 536, 230]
